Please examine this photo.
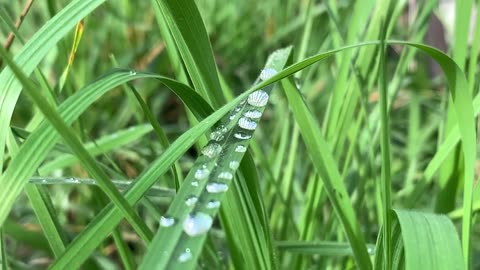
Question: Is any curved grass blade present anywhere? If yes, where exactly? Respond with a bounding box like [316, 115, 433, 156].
[0, 0, 107, 172]
[139, 48, 290, 270]
[375, 210, 464, 270]
[389, 41, 476, 268]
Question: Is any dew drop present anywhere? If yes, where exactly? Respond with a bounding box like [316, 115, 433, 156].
[195, 167, 210, 180]
[234, 132, 251, 140]
[247, 90, 269, 107]
[235, 145, 247, 152]
[229, 161, 240, 170]
[183, 212, 213, 236]
[229, 114, 236, 121]
[218, 172, 233, 180]
[238, 117, 257, 130]
[191, 181, 199, 187]
[201, 143, 222, 158]
[160, 216, 175, 227]
[178, 248, 192, 262]
[210, 130, 225, 142]
[206, 182, 229, 193]
[185, 196, 198, 207]
[260, 68, 277, 81]
[129, 70, 137, 76]
[206, 200, 221, 209]
[244, 110, 262, 119]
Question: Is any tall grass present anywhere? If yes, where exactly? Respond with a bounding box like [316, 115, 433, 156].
[0, 0, 479, 269]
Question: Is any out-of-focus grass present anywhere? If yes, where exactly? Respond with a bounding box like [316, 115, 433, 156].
[0, 0, 479, 269]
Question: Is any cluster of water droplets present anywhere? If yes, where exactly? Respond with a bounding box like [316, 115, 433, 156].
[160, 67, 279, 264]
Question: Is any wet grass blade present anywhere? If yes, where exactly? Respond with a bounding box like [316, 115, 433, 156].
[139, 47, 290, 270]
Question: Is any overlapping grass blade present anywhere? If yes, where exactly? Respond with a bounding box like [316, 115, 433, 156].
[0, 0, 107, 172]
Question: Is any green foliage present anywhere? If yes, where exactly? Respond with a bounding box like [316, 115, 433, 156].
[1, 0, 479, 269]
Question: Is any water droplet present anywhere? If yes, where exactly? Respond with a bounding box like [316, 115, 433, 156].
[247, 90, 269, 107]
[229, 114, 236, 121]
[201, 143, 222, 158]
[368, 247, 375, 254]
[183, 212, 213, 236]
[129, 70, 137, 75]
[235, 145, 247, 152]
[238, 117, 257, 130]
[244, 110, 262, 119]
[160, 216, 175, 227]
[229, 161, 240, 170]
[178, 248, 192, 262]
[218, 172, 233, 180]
[41, 179, 47, 184]
[191, 181, 199, 187]
[260, 68, 277, 81]
[185, 196, 198, 206]
[206, 182, 229, 193]
[210, 131, 224, 142]
[234, 132, 251, 140]
[206, 200, 221, 209]
[195, 167, 210, 180]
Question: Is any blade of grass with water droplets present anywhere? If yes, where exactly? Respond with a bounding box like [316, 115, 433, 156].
[139, 47, 291, 270]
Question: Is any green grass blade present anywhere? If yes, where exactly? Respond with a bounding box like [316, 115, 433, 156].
[396, 210, 463, 270]
[281, 78, 372, 269]
[0, 0, 107, 172]
[390, 41, 476, 269]
[152, 0, 224, 108]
